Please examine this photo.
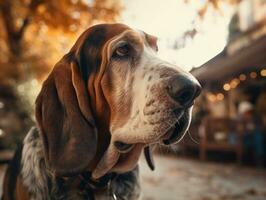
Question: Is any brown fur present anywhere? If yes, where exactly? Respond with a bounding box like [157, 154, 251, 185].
[2, 23, 135, 200]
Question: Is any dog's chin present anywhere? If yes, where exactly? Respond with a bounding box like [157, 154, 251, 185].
[113, 107, 192, 149]
[111, 143, 143, 173]
[111, 108, 192, 172]
[161, 108, 192, 145]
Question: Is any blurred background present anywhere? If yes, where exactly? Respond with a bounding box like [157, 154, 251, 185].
[0, 0, 265, 199]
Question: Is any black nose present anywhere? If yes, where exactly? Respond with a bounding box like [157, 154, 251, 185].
[167, 74, 201, 107]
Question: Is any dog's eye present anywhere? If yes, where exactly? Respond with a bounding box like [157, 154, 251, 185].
[113, 44, 130, 58]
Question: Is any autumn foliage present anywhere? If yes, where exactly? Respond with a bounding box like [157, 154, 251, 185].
[0, 0, 122, 82]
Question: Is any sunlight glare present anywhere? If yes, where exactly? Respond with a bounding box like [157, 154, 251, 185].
[121, 0, 234, 71]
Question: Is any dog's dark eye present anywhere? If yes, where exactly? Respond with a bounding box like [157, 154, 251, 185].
[113, 44, 130, 58]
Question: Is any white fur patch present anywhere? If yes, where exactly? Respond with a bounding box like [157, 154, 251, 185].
[20, 127, 49, 200]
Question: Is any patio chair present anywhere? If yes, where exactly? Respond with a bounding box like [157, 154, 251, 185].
[199, 117, 243, 164]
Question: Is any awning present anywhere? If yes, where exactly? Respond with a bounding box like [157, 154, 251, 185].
[191, 35, 266, 84]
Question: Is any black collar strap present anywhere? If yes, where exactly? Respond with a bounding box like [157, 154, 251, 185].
[61, 172, 117, 199]
[60, 172, 117, 199]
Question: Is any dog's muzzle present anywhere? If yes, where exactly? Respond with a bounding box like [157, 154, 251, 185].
[114, 73, 201, 150]
[162, 74, 201, 145]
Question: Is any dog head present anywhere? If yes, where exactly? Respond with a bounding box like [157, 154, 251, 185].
[35, 23, 201, 178]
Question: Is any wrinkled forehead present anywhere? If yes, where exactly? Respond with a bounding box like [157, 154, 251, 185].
[72, 24, 158, 59]
[70, 24, 158, 80]
[108, 28, 158, 51]
[71, 23, 130, 51]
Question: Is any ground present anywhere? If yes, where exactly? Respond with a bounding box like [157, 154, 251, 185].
[0, 154, 265, 200]
[139, 154, 266, 200]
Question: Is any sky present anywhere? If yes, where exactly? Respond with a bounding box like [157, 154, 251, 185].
[119, 0, 235, 71]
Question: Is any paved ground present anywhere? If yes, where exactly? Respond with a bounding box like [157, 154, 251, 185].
[139, 154, 266, 200]
[0, 154, 265, 200]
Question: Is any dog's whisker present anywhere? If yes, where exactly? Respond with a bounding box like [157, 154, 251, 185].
[180, 113, 199, 144]
[165, 118, 179, 131]
[188, 129, 199, 145]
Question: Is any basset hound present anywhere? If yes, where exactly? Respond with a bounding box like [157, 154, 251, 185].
[2, 23, 201, 200]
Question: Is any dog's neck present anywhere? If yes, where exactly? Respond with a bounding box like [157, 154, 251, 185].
[20, 127, 141, 200]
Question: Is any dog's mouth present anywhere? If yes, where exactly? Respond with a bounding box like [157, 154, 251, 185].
[112, 108, 191, 171]
[162, 109, 190, 145]
[114, 108, 190, 153]
[92, 107, 192, 179]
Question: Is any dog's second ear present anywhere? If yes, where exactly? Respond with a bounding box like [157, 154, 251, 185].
[35, 56, 97, 176]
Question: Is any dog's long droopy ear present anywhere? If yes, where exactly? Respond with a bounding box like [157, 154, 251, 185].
[35, 57, 97, 176]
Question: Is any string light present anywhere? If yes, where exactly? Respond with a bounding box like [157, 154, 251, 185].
[223, 83, 230, 91]
[250, 72, 257, 79]
[207, 93, 216, 102]
[230, 78, 239, 89]
[223, 70, 262, 92]
[234, 78, 240, 84]
[207, 70, 263, 103]
[239, 74, 246, 81]
[260, 69, 266, 77]
[207, 92, 224, 102]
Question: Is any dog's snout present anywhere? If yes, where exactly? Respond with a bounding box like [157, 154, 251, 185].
[167, 75, 201, 107]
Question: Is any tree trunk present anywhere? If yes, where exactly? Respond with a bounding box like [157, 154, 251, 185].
[0, 0, 42, 81]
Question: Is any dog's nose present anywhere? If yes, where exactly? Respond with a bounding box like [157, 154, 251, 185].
[167, 74, 201, 107]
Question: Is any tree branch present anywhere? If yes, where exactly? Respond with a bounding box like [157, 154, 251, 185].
[17, 0, 45, 39]
[0, 0, 45, 56]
